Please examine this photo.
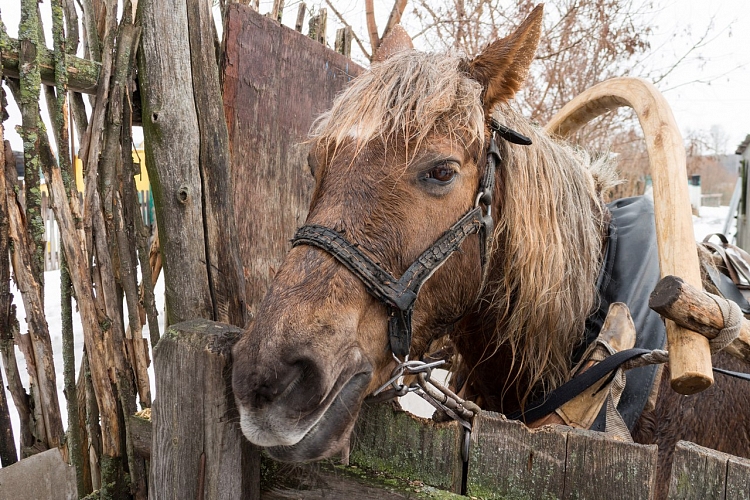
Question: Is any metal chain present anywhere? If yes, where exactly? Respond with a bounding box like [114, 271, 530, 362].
[372, 354, 479, 463]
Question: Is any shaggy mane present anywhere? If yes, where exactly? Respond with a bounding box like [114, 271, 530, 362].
[310, 51, 485, 155]
[487, 106, 618, 404]
[311, 49, 619, 407]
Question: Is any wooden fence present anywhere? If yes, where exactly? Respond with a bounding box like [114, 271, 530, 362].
[143, 319, 750, 500]
[39, 190, 153, 271]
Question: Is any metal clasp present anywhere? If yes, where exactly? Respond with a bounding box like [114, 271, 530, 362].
[372, 354, 446, 396]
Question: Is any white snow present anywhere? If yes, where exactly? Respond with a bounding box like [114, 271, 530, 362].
[0, 205, 738, 451]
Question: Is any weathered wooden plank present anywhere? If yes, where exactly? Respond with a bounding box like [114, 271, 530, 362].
[150, 320, 260, 500]
[0, 448, 77, 499]
[261, 461, 467, 499]
[467, 412, 568, 499]
[186, 0, 247, 327]
[349, 401, 464, 494]
[222, 4, 362, 315]
[138, 0, 214, 325]
[668, 441, 728, 500]
[726, 455, 750, 500]
[562, 428, 658, 499]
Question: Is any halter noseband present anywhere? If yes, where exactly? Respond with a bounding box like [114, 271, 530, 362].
[291, 121, 530, 359]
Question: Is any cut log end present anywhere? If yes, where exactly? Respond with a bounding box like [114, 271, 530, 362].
[670, 371, 714, 395]
[649, 275, 685, 313]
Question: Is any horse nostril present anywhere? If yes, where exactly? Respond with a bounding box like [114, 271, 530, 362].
[244, 361, 304, 410]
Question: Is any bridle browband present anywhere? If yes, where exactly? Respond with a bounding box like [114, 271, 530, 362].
[292, 120, 531, 359]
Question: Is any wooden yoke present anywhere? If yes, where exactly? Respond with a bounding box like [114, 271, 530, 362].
[545, 77, 713, 395]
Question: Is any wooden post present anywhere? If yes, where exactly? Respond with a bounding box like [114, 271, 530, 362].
[335, 27, 353, 57]
[150, 320, 260, 500]
[309, 9, 327, 44]
[185, 0, 247, 327]
[138, 0, 215, 325]
[295, 2, 306, 32]
[271, 0, 285, 22]
[546, 77, 713, 395]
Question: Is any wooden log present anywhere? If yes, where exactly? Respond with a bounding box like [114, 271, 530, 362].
[546, 77, 713, 395]
[0, 37, 101, 94]
[649, 275, 750, 362]
[150, 319, 260, 500]
[349, 401, 464, 494]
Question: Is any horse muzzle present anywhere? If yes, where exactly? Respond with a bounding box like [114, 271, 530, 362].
[232, 340, 373, 461]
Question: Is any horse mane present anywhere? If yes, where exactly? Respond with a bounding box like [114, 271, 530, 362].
[309, 51, 485, 156]
[309, 49, 619, 407]
[485, 106, 618, 404]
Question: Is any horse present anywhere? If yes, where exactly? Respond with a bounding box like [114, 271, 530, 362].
[231, 6, 750, 498]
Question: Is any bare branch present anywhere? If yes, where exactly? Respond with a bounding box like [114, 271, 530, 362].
[365, 0, 379, 54]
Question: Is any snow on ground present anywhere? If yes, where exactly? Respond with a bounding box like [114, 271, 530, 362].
[3, 272, 165, 453]
[0, 205, 738, 449]
[693, 205, 735, 243]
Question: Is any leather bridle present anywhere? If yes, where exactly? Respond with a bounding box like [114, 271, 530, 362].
[292, 120, 531, 359]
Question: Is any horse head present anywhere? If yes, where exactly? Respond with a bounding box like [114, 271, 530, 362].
[231, 6, 562, 462]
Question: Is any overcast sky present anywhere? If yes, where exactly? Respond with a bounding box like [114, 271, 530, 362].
[1, 1, 749, 154]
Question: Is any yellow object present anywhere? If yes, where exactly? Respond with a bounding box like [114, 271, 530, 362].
[67, 148, 149, 193]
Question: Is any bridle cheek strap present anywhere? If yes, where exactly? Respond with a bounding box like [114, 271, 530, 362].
[291, 132, 502, 359]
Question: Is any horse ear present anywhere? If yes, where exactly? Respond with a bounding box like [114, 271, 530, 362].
[372, 25, 414, 63]
[467, 4, 543, 112]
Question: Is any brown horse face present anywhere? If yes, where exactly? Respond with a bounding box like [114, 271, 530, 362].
[231, 137, 485, 462]
[231, 5, 544, 462]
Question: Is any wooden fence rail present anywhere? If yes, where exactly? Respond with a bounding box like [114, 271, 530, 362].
[144, 320, 750, 500]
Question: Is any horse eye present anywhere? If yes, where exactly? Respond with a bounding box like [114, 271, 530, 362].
[424, 162, 457, 184]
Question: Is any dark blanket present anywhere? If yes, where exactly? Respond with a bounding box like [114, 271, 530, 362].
[576, 196, 667, 431]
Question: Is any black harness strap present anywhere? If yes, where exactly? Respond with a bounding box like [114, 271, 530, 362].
[507, 347, 750, 423]
[506, 348, 652, 423]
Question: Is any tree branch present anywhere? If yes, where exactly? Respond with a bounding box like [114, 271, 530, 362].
[365, 0, 379, 55]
